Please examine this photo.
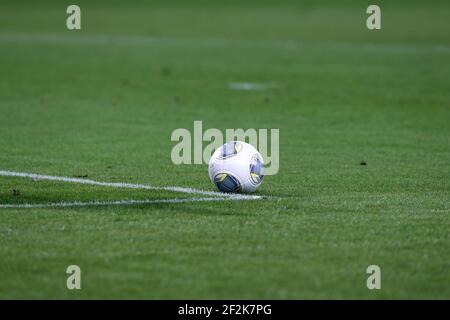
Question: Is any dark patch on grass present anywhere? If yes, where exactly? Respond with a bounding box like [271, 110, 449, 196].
[360, 160, 367, 166]
[161, 67, 171, 76]
[12, 189, 21, 196]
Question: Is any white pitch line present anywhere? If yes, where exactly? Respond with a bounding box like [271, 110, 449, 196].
[0, 197, 238, 209]
[0, 170, 262, 200]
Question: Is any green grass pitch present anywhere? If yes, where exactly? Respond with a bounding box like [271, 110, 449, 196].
[0, 0, 449, 299]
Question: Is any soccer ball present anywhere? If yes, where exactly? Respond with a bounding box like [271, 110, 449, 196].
[208, 141, 264, 193]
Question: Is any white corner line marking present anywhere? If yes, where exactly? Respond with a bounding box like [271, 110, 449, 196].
[0, 170, 263, 202]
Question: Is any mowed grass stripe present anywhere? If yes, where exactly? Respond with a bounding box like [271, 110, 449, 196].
[1, 31, 450, 54]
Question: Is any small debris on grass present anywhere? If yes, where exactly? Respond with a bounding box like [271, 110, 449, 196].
[12, 189, 21, 196]
[360, 160, 367, 166]
[73, 174, 89, 178]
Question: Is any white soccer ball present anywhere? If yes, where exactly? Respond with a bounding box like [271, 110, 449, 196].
[208, 141, 264, 193]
